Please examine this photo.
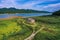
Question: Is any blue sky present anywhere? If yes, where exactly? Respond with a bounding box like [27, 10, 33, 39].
[0, 0, 60, 12]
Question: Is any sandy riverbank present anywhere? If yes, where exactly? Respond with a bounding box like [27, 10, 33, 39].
[0, 16, 23, 20]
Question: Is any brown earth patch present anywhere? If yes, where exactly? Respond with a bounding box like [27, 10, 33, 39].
[0, 16, 23, 20]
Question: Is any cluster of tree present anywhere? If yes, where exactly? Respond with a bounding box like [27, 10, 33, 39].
[0, 8, 50, 14]
[52, 10, 60, 16]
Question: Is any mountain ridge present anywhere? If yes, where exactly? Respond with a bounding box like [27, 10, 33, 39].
[0, 8, 50, 14]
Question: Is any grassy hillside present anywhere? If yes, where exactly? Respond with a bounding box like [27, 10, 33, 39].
[0, 16, 60, 40]
[33, 16, 60, 40]
[52, 10, 60, 16]
[0, 19, 32, 40]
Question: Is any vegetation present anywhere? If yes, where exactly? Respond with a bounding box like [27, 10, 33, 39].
[0, 15, 60, 40]
[52, 10, 60, 16]
[0, 8, 50, 14]
[33, 16, 60, 40]
[0, 18, 33, 40]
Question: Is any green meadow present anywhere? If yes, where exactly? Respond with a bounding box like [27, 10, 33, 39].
[33, 16, 60, 40]
[0, 16, 60, 40]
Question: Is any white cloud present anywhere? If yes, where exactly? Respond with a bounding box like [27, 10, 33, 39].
[0, 0, 16, 8]
[43, 3, 60, 8]
[0, 0, 56, 8]
[41, 3, 60, 12]
[0, 0, 60, 12]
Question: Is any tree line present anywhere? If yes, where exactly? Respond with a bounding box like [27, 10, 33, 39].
[0, 8, 50, 14]
[52, 10, 60, 16]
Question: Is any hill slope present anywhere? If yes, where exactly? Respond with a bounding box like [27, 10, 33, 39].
[52, 10, 60, 16]
[0, 8, 50, 14]
[0, 16, 60, 40]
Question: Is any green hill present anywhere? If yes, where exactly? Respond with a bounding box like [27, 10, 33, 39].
[52, 10, 60, 16]
[0, 8, 50, 14]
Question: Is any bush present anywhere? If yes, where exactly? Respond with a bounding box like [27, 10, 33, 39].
[52, 10, 60, 16]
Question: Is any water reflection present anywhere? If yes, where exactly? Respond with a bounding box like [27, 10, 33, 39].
[0, 13, 52, 18]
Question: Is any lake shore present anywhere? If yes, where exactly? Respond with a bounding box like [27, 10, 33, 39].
[0, 16, 23, 20]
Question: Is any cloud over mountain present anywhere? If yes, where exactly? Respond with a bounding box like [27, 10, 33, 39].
[0, 0, 60, 12]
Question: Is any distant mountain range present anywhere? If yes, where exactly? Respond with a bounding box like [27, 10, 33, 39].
[0, 8, 50, 14]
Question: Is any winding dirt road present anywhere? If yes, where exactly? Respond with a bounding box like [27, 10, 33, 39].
[24, 27, 45, 40]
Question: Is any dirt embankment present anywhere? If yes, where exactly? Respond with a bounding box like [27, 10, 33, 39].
[0, 16, 23, 20]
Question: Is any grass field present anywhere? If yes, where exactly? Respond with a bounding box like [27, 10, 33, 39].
[0, 16, 60, 40]
[33, 16, 60, 40]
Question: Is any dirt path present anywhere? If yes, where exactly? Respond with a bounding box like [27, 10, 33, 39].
[24, 27, 45, 40]
[18, 18, 45, 40]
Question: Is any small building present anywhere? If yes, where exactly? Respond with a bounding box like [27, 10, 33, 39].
[27, 18, 35, 24]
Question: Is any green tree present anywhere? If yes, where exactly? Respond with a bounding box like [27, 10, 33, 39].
[52, 10, 60, 16]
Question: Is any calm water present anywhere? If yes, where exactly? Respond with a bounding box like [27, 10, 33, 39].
[0, 13, 52, 18]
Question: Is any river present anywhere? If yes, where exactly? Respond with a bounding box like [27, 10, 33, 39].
[0, 13, 52, 18]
